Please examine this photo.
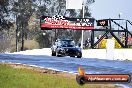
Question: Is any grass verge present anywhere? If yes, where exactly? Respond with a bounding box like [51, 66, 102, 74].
[0, 63, 123, 88]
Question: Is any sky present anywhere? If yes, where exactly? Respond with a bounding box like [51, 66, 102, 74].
[90, 0, 132, 20]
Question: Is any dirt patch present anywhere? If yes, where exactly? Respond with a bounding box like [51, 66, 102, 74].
[6, 63, 76, 79]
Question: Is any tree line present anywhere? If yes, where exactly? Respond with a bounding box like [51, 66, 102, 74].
[0, 0, 95, 53]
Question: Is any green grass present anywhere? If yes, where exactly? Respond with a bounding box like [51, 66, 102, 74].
[0, 64, 94, 88]
[0, 64, 121, 88]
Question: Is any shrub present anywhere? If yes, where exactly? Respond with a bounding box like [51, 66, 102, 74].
[24, 40, 39, 50]
[10, 39, 39, 52]
[0, 40, 10, 53]
[35, 33, 51, 48]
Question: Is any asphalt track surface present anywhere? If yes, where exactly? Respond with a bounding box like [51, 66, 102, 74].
[0, 54, 132, 88]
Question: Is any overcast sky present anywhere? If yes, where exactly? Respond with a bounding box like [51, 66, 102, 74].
[90, 0, 132, 21]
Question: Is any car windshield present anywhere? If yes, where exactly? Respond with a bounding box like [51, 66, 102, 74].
[61, 40, 75, 47]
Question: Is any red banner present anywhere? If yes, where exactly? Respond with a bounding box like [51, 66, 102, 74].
[41, 15, 94, 30]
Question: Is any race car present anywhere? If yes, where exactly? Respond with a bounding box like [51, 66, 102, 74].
[51, 39, 82, 58]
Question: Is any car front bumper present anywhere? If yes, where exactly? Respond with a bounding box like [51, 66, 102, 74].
[58, 48, 82, 56]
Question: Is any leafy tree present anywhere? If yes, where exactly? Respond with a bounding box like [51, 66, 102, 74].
[0, 0, 95, 52]
[0, 0, 13, 31]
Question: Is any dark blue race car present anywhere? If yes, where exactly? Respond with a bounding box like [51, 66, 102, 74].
[51, 39, 82, 58]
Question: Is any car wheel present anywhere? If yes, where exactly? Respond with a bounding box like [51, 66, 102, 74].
[52, 51, 56, 56]
[77, 53, 82, 58]
[70, 56, 75, 57]
[77, 56, 82, 58]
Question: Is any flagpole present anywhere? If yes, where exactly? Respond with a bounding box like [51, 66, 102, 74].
[81, 1, 84, 49]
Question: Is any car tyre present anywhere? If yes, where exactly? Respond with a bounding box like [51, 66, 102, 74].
[77, 56, 82, 58]
[52, 51, 56, 56]
[70, 56, 75, 57]
[77, 53, 82, 58]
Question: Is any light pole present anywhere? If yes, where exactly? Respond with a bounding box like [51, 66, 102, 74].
[81, 0, 85, 49]
[118, 13, 122, 36]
